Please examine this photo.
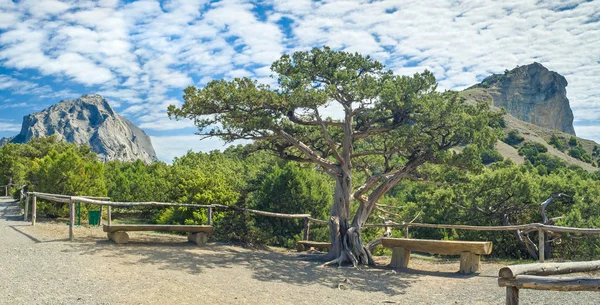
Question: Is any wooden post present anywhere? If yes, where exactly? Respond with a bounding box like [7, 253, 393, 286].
[4, 185, 7, 196]
[459, 251, 481, 274]
[404, 225, 409, 238]
[31, 195, 36, 226]
[303, 217, 310, 241]
[207, 206, 212, 225]
[390, 247, 411, 268]
[107, 205, 112, 225]
[69, 201, 75, 242]
[99, 205, 103, 226]
[23, 194, 29, 221]
[506, 286, 519, 305]
[538, 229, 545, 263]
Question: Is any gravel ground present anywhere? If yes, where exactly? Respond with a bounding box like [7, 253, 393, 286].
[1, 197, 599, 305]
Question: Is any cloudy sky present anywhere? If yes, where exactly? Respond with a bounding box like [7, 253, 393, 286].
[0, 0, 599, 162]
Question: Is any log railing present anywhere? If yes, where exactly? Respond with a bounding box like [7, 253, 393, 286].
[498, 260, 600, 304]
[1, 183, 18, 197]
[25, 191, 600, 261]
[26, 192, 310, 241]
[305, 219, 600, 262]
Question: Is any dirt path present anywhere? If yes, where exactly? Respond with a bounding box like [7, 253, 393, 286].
[1, 197, 598, 304]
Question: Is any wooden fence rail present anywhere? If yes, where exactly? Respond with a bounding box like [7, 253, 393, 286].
[24, 191, 600, 262]
[498, 260, 600, 304]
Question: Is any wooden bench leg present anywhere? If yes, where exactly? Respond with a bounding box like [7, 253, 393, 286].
[108, 232, 129, 244]
[390, 247, 410, 268]
[459, 251, 480, 274]
[297, 243, 305, 252]
[188, 232, 208, 246]
[506, 286, 519, 305]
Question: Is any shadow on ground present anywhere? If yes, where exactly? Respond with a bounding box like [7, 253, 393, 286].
[60, 236, 481, 296]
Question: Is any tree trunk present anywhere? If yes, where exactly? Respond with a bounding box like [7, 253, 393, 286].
[323, 175, 373, 266]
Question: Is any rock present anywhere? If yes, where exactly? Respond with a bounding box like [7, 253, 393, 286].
[472, 62, 576, 135]
[1, 94, 157, 163]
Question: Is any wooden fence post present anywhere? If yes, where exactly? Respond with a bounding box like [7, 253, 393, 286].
[31, 195, 36, 226]
[107, 205, 112, 225]
[4, 185, 7, 196]
[99, 205, 103, 226]
[538, 229, 545, 263]
[207, 206, 212, 225]
[404, 225, 409, 238]
[506, 286, 519, 305]
[303, 217, 310, 241]
[69, 201, 75, 242]
[23, 194, 29, 221]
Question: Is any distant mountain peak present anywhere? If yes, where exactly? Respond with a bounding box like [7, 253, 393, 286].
[1, 94, 157, 163]
[471, 62, 575, 135]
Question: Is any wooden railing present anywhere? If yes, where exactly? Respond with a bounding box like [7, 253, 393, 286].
[1, 183, 19, 197]
[498, 261, 600, 304]
[24, 191, 600, 262]
[25, 192, 310, 242]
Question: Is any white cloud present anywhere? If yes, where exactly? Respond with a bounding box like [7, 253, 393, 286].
[0, 0, 599, 159]
[574, 125, 600, 144]
[0, 120, 21, 132]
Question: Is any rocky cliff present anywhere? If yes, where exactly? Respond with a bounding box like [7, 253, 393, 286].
[472, 62, 576, 135]
[1, 94, 157, 163]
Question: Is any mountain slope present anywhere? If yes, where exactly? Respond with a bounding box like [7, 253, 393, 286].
[461, 64, 599, 172]
[1, 94, 157, 163]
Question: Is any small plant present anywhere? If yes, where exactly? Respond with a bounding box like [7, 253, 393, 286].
[503, 129, 525, 146]
[568, 146, 592, 163]
[569, 136, 578, 147]
[549, 134, 568, 151]
[481, 148, 504, 165]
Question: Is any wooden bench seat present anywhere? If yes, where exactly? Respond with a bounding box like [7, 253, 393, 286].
[296, 240, 331, 252]
[103, 224, 213, 246]
[381, 238, 493, 274]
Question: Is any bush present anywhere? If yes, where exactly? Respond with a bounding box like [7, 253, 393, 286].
[568, 146, 592, 163]
[503, 130, 524, 146]
[549, 134, 568, 151]
[518, 142, 547, 159]
[249, 163, 332, 248]
[481, 148, 504, 165]
[569, 136, 578, 147]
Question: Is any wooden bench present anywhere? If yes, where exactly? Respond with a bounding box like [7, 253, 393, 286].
[103, 224, 213, 246]
[296, 240, 332, 252]
[381, 238, 493, 274]
[498, 261, 600, 305]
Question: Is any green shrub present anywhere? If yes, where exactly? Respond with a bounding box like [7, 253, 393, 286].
[503, 130, 524, 146]
[481, 148, 504, 165]
[568, 146, 592, 163]
[549, 134, 568, 151]
[569, 136, 578, 147]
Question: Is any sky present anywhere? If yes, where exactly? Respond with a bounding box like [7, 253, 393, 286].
[0, 0, 599, 162]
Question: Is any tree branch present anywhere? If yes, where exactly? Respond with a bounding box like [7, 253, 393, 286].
[314, 108, 343, 163]
[276, 129, 338, 174]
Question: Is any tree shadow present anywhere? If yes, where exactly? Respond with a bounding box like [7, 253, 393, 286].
[61, 237, 490, 296]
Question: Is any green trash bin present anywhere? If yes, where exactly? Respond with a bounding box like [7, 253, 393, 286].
[88, 210, 101, 226]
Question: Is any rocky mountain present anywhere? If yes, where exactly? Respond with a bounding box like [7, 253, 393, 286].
[462, 63, 599, 172]
[470, 62, 576, 135]
[0, 94, 157, 163]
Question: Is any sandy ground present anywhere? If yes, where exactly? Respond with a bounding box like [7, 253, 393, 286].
[1, 197, 599, 305]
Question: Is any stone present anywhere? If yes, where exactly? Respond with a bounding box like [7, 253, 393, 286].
[0, 94, 157, 163]
[472, 63, 576, 135]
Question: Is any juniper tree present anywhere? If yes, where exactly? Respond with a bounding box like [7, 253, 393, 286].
[168, 47, 497, 266]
